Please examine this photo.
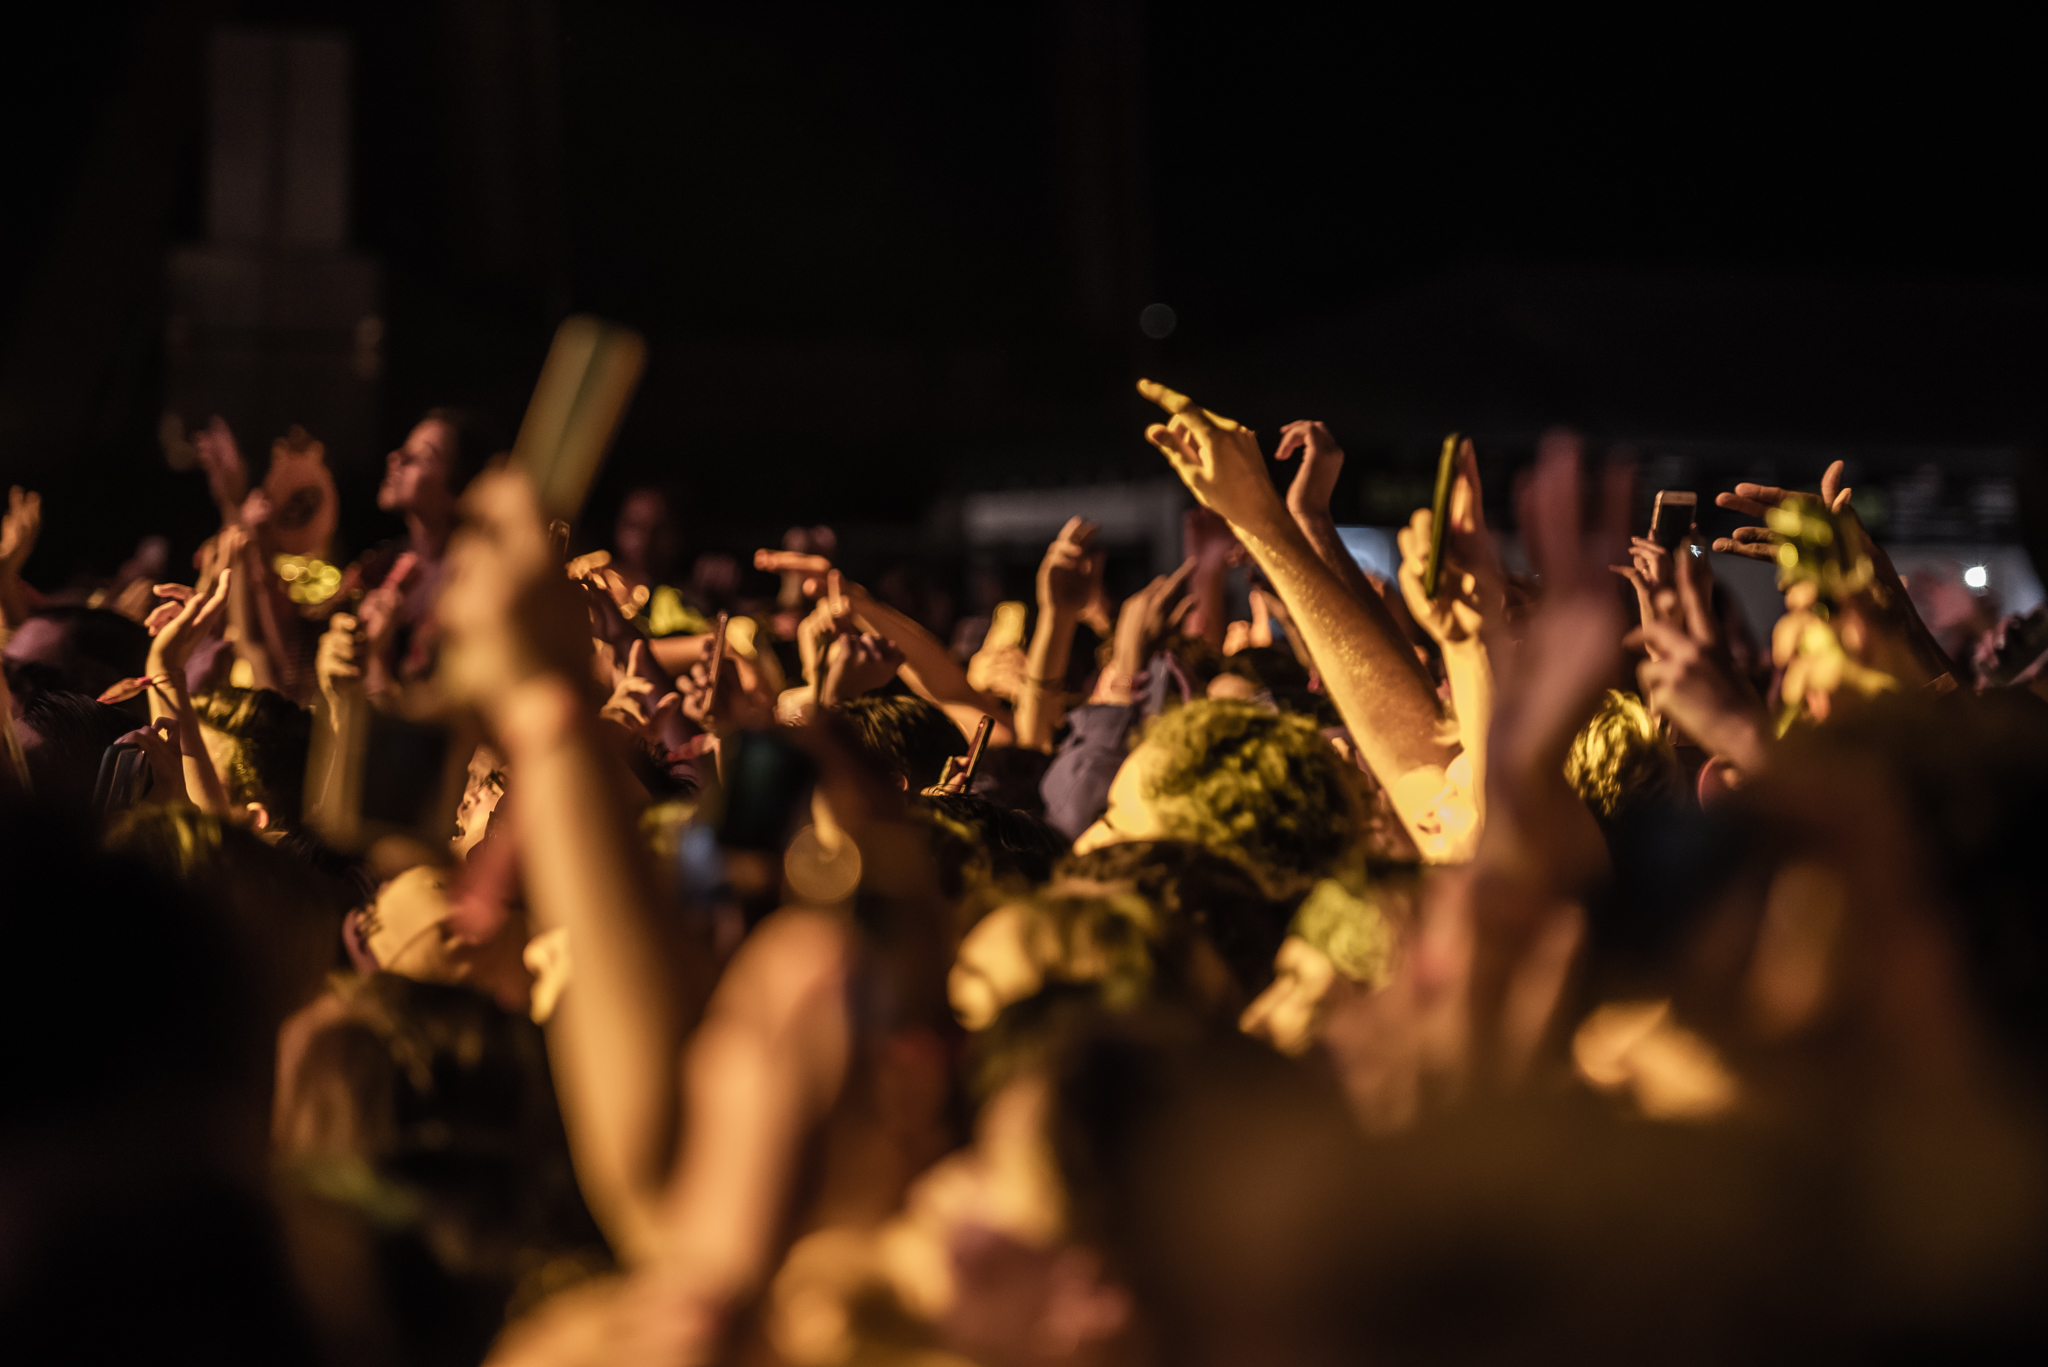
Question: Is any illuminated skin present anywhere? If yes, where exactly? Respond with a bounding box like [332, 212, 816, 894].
[362, 864, 532, 1011]
[612, 489, 670, 591]
[1238, 936, 1339, 1057]
[377, 418, 460, 558]
[948, 905, 1046, 1030]
[1138, 380, 1468, 859]
[1071, 740, 1178, 855]
[452, 743, 507, 858]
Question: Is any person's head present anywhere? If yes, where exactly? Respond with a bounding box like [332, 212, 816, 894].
[349, 864, 533, 1013]
[949, 891, 1165, 1031]
[193, 686, 312, 831]
[105, 803, 351, 1031]
[914, 791, 1068, 905]
[830, 693, 966, 791]
[1075, 698, 1366, 894]
[1052, 840, 1297, 1002]
[453, 743, 507, 858]
[1238, 876, 1403, 1056]
[614, 486, 681, 579]
[377, 407, 495, 520]
[3, 606, 150, 707]
[1565, 689, 1687, 828]
[13, 689, 135, 818]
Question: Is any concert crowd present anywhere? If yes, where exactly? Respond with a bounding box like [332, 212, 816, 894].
[6, 377, 2048, 1365]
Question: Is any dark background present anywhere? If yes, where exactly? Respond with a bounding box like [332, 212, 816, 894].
[3, 1, 2043, 588]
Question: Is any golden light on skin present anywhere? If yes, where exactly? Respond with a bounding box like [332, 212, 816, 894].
[1071, 741, 1180, 856]
[1573, 999, 1741, 1121]
[949, 905, 1046, 1031]
[1239, 936, 1338, 1057]
[1748, 861, 1847, 1039]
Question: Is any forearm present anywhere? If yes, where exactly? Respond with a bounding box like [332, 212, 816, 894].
[1292, 507, 1382, 610]
[227, 548, 280, 692]
[149, 673, 229, 814]
[1235, 511, 1455, 797]
[853, 596, 1015, 744]
[1014, 606, 1079, 752]
[1441, 638, 1492, 820]
[497, 676, 692, 1260]
[1192, 561, 1228, 652]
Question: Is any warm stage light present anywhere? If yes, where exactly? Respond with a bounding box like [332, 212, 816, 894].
[1964, 564, 1989, 589]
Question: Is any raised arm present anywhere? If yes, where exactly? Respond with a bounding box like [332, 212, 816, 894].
[1137, 380, 1462, 857]
[1015, 516, 1101, 752]
[1274, 419, 1385, 610]
[0, 485, 43, 632]
[437, 468, 699, 1263]
[143, 569, 236, 815]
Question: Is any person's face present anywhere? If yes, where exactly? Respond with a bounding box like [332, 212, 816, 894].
[1239, 935, 1339, 1056]
[1072, 740, 1178, 855]
[949, 905, 1046, 1030]
[378, 419, 457, 517]
[452, 744, 506, 858]
[614, 490, 667, 573]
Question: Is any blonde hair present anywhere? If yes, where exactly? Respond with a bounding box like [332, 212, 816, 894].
[1564, 690, 1682, 821]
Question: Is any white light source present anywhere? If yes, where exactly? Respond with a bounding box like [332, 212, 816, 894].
[1964, 564, 1989, 590]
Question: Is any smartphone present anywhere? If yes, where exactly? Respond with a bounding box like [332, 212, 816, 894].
[1650, 490, 1697, 551]
[707, 611, 730, 704]
[717, 728, 817, 852]
[93, 742, 151, 818]
[1423, 433, 1460, 598]
[513, 315, 649, 524]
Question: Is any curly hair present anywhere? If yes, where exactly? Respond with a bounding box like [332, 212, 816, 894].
[1134, 698, 1365, 892]
[1564, 689, 1685, 825]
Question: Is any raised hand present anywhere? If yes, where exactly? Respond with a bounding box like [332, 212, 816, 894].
[113, 717, 187, 806]
[1274, 419, 1344, 520]
[315, 612, 361, 713]
[435, 468, 593, 724]
[1038, 515, 1102, 618]
[145, 571, 233, 677]
[1, 485, 41, 574]
[820, 630, 905, 706]
[359, 550, 420, 653]
[1712, 460, 1853, 562]
[192, 416, 249, 518]
[600, 638, 681, 736]
[1090, 559, 1197, 705]
[1138, 379, 1288, 535]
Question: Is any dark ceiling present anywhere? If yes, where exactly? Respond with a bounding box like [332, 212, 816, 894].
[3, 2, 2043, 578]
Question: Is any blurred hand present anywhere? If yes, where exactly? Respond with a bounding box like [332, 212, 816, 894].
[1274, 419, 1344, 520]
[436, 468, 593, 722]
[192, 416, 249, 515]
[1183, 506, 1243, 568]
[1712, 461, 1853, 562]
[1, 486, 42, 574]
[359, 551, 421, 652]
[1629, 619, 1770, 772]
[1037, 516, 1102, 618]
[966, 641, 1027, 700]
[316, 612, 362, 712]
[1138, 379, 1288, 534]
[600, 639, 680, 736]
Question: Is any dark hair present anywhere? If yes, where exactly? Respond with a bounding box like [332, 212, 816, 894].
[829, 694, 966, 790]
[1137, 699, 1366, 893]
[6, 606, 149, 702]
[15, 689, 135, 817]
[913, 791, 1068, 902]
[105, 804, 351, 1030]
[280, 973, 609, 1353]
[1054, 840, 1299, 997]
[194, 686, 312, 827]
[421, 405, 505, 495]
